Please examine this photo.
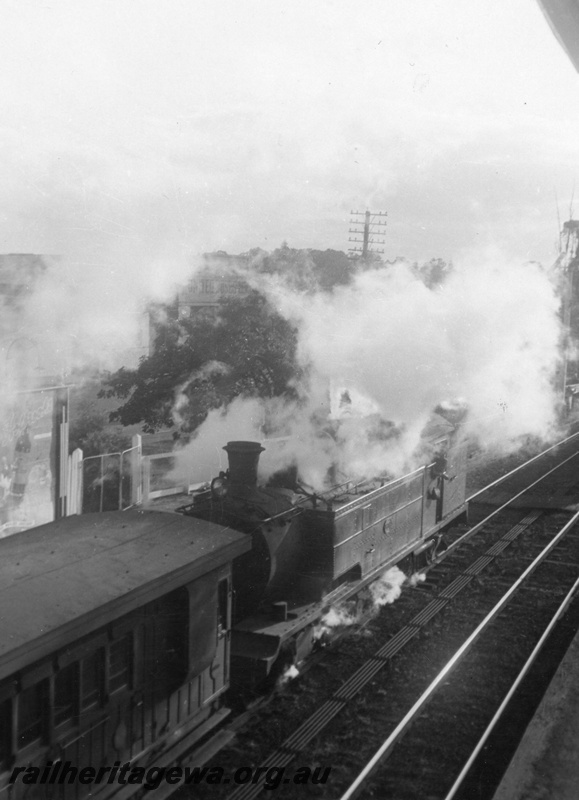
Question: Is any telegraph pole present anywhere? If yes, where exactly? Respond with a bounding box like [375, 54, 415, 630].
[556, 220, 579, 404]
[348, 210, 387, 259]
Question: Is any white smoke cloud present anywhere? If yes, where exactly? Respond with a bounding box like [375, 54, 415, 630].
[0, 247, 204, 391]
[172, 253, 563, 489]
[266, 255, 561, 440]
[408, 572, 426, 587]
[173, 361, 231, 428]
[368, 566, 407, 607]
[276, 664, 300, 689]
[313, 604, 360, 642]
[313, 566, 411, 641]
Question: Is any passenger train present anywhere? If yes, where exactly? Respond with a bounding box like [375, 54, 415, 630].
[0, 417, 468, 799]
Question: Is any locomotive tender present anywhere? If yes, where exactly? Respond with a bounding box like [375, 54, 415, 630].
[0, 419, 467, 799]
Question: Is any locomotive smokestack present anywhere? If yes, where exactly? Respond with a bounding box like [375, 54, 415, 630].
[223, 441, 265, 487]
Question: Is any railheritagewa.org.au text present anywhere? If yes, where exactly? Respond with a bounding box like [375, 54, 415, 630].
[9, 760, 332, 791]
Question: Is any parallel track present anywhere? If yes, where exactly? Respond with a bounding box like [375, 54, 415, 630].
[204, 435, 579, 800]
[340, 509, 579, 799]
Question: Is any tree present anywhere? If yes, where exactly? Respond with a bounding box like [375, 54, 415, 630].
[414, 258, 453, 289]
[69, 382, 132, 456]
[251, 245, 357, 292]
[100, 290, 301, 436]
[309, 249, 356, 290]
[69, 410, 131, 457]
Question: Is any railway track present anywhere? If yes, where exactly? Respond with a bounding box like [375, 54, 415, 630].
[178, 433, 579, 800]
[339, 510, 579, 799]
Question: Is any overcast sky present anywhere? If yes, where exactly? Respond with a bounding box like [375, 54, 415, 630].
[1, 0, 579, 268]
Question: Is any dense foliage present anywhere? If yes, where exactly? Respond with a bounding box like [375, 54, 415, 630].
[68, 383, 131, 456]
[248, 244, 358, 291]
[100, 247, 451, 438]
[100, 290, 301, 436]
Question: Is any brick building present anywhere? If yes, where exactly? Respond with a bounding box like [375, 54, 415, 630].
[149, 253, 251, 352]
[176, 253, 250, 321]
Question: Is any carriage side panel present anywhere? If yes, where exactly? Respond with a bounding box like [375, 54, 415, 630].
[0, 565, 235, 800]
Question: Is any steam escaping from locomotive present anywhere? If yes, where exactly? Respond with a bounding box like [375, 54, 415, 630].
[276, 664, 300, 689]
[173, 253, 563, 489]
[313, 605, 359, 641]
[313, 566, 412, 641]
[369, 566, 407, 607]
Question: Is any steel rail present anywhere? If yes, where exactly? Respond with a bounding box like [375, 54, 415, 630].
[226, 512, 541, 800]
[442, 574, 579, 800]
[226, 435, 579, 800]
[338, 506, 579, 800]
[466, 430, 579, 503]
[429, 443, 579, 569]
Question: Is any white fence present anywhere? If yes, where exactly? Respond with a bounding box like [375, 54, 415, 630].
[66, 435, 192, 515]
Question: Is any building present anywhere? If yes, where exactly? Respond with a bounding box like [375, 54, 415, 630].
[0, 254, 71, 534]
[176, 252, 250, 321]
[149, 253, 251, 353]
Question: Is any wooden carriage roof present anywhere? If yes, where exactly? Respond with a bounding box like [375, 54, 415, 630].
[0, 510, 250, 680]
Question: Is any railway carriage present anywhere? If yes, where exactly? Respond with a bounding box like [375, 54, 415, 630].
[0, 511, 249, 800]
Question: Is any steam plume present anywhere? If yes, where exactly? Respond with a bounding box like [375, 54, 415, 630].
[173, 253, 563, 488]
[313, 566, 412, 642]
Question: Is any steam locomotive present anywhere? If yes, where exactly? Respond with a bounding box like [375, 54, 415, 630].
[0, 419, 468, 799]
[178, 430, 468, 691]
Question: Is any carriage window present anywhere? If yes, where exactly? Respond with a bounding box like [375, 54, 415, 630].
[18, 680, 47, 748]
[109, 635, 132, 693]
[81, 649, 104, 710]
[143, 588, 189, 691]
[54, 663, 79, 726]
[0, 698, 11, 766]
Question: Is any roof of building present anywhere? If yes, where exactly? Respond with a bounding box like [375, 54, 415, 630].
[0, 509, 250, 679]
